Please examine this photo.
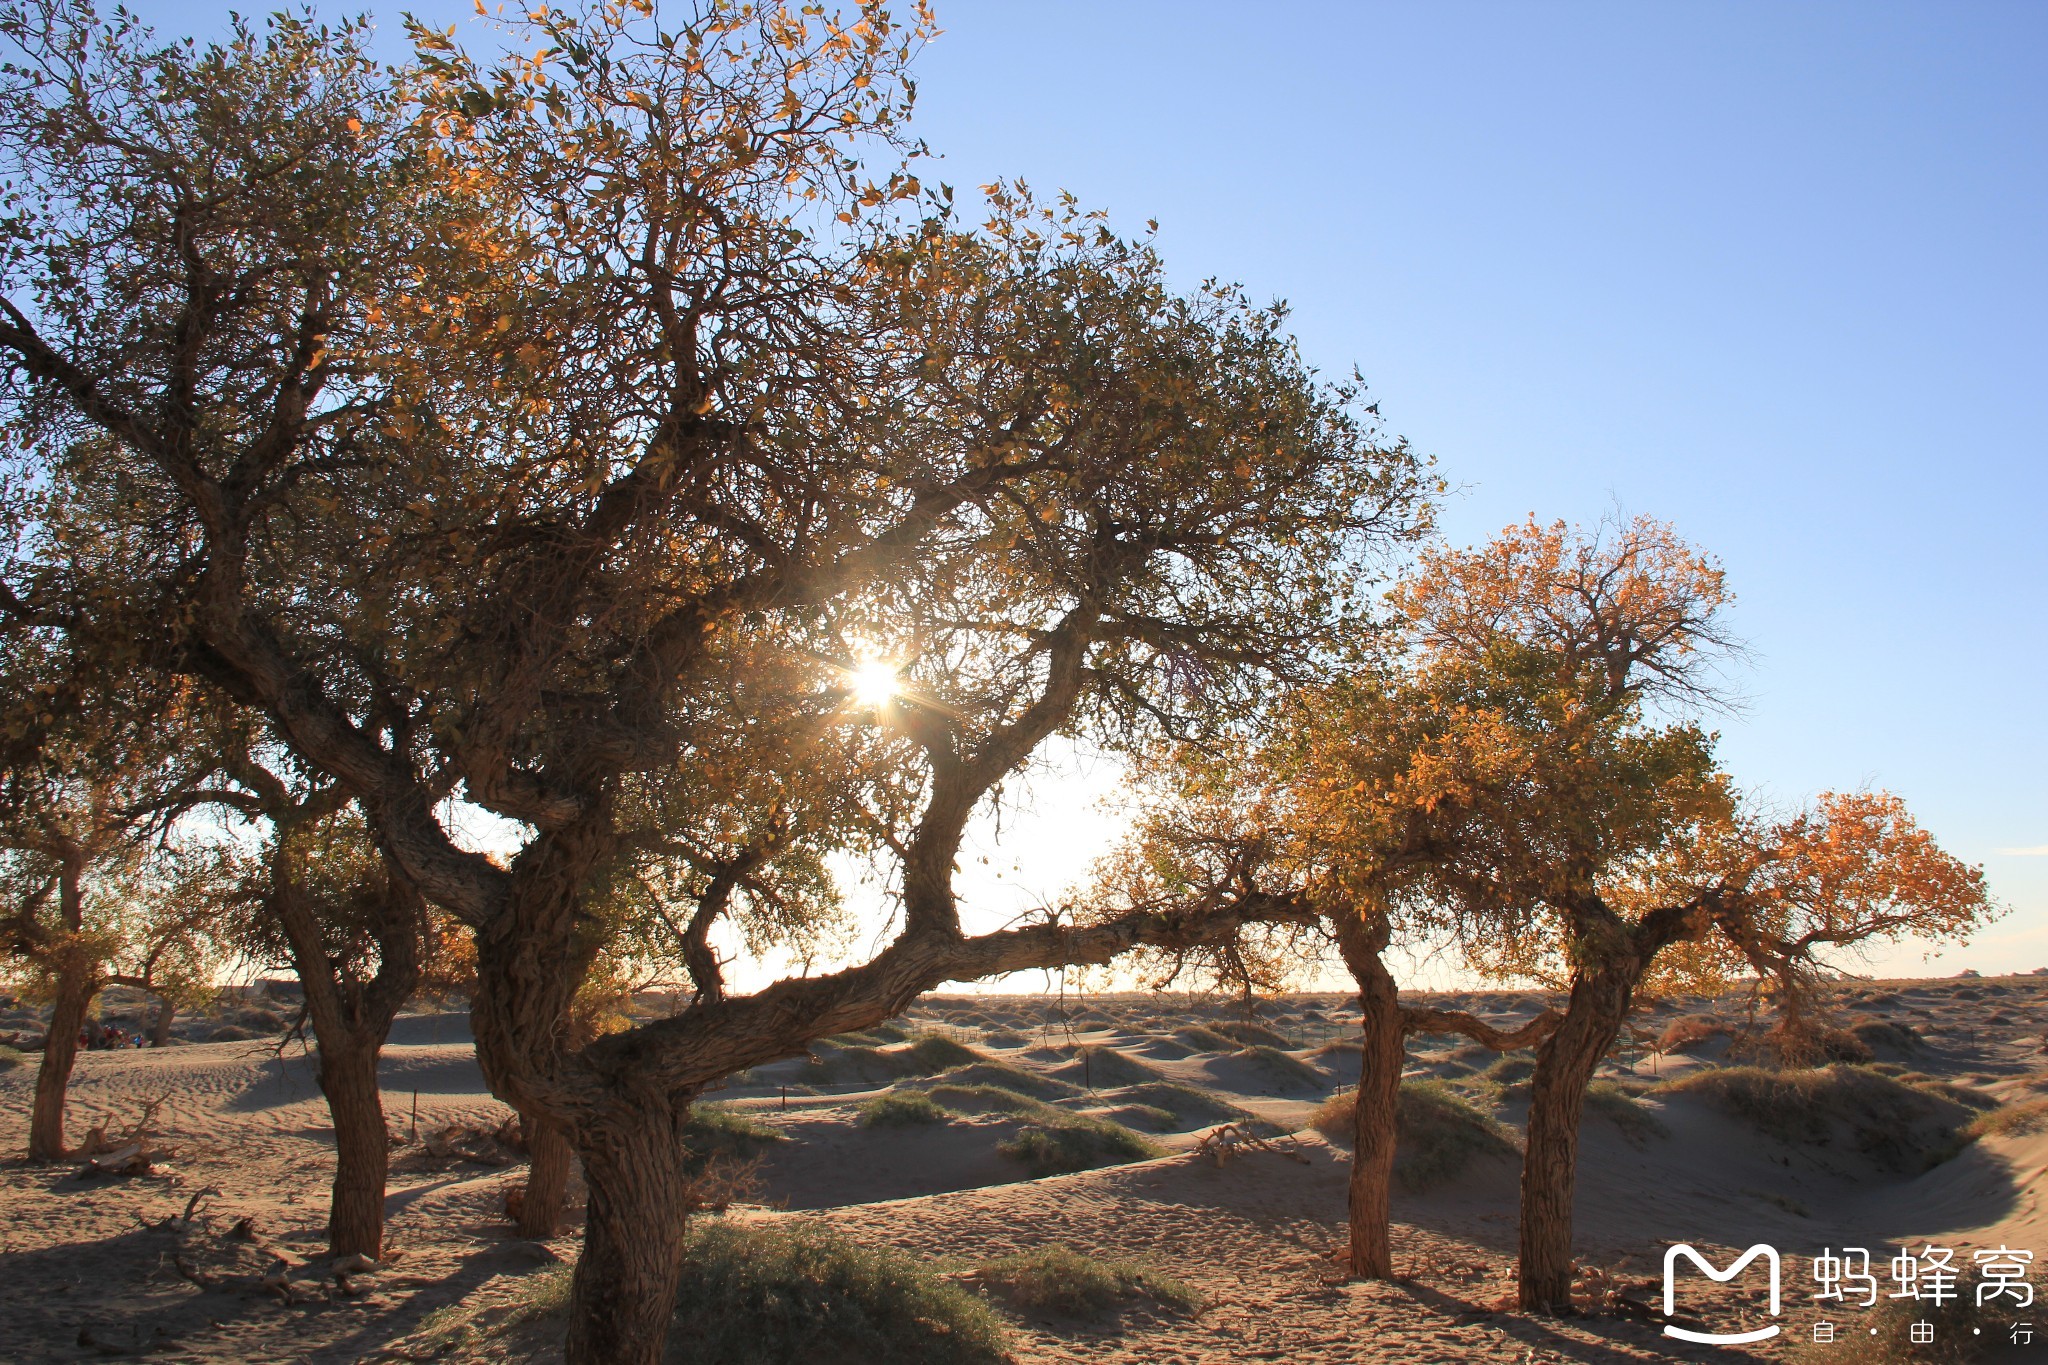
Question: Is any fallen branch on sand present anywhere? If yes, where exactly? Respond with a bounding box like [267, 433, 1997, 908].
[1193, 1122, 1310, 1167]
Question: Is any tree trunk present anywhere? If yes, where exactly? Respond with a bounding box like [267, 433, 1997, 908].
[318, 1033, 391, 1260]
[150, 995, 176, 1048]
[519, 1110, 573, 1238]
[1517, 960, 1639, 1312]
[1347, 936, 1407, 1279]
[565, 1105, 695, 1365]
[28, 961, 93, 1160]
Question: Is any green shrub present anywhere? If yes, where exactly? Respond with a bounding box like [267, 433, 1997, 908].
[668, 1219, 1007, 1365]
[974, 1245, 1201, 1318]
[904, 1034, 986, 1074]
[1584, 1080, 1667, 1143]
[1312, 1079, 1521, 1191]
[1230, 1045, 1324, 1091]
[1477, 1054, 1535, 1088]
[1065, 1046, 1167, 1090]
[1655, 1064, 1970, 1172]
[998, 1116, 1161, 1177]
[913, 1062, 1080, 1101]
[1105, 1082, 1248, 1127]
[920, 1085, 1065, 1120]
[0, 1044, 23, 1072]
[1097, 1103, 1178, 1132]
[1210, 1020, 1298, 1050]
[1172, 1025, 1236, 1053]
[684, 1105, 786, 1170]
[858, 1092, 952, 1128]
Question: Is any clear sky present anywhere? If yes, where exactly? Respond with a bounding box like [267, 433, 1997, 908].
[133, 3, 2047, 981]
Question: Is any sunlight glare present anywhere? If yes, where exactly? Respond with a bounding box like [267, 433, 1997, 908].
[848, 658, 901, 707]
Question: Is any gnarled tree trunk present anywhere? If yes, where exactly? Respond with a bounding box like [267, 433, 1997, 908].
[1517, 958, 1639, 1312]
[150, 994, 176, 1047]
[318, 1032, 390, 1259]
[28, 858, 94, 1162]
[1336, 909, 1405, 1279]
[565, 1103, 697, 1365]
[269, 831, 425, 1263]
[518, 1111, 573, 1238]
[29, 958, 93, 1160]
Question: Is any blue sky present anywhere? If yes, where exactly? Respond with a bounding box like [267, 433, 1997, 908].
[892, 3, 2048, 976]
[136, 3, 2046, 978]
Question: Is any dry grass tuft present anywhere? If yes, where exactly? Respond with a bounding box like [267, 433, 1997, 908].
[1311, 1079, 1520, 1191]
[1656, 1064, 1970, 1172]
[971, 1245, 1201, 1318]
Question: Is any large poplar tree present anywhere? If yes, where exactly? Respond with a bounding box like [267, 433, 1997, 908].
[0, 4, 1433, 1358]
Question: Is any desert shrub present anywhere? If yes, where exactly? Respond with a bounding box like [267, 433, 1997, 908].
[237, 1007, 286, 1032]
[1171, 1025, 1236, 1053]
[904, 1034, 987, 1074]
[1312, 1039, 1363, 1064]
[1584, 1080, 1668, 1143]
[1814, 1028, 1876, 1063]
[973, 1245, 1201, 1318]
[669, 1220, 1007, 1365]
[920, 1085, 1064, 1120]
[1656, 1015, 1731, 1054]
[207, 1024, 261, 1042]
[1656, 1064, 1969, 1172]
[807, 1041, 910, 1085]
[858, 1092, 952, 1128]
[1097, 1103, 1178, 1132]
[1107, 1082, 1248, 1127]
[1910, 1078, 2001, 1112]
[1066, 1046, 1167, 1089]
[683, 1105, 786, 1169]
[1210, 1020, 1298, 1050]
[1849, 1018, 1925, 1055]
[1230, 1045, 1324, 1091]
[0, 1044, 22, 1071]
[1966, 1098, 2048, 1140]
[1312, 1080, 1520, 1190]
[980, 1029, 1028, 1048]
[998, 1116, 1161, 1177]
[915, 1062, 1080, 1101]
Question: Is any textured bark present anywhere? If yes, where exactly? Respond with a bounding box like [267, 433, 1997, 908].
[29, 960, 92, 1160]
[1346, 945, 1405, 1279]
[150, 994, 176, 1047]
[564, 1104, 696, 1365]
[1517, 959, 1639, 1312]
[318, 1036, 390, 1259]
[519, 1112, 573, 1238]
[269, 832, 424, 1263]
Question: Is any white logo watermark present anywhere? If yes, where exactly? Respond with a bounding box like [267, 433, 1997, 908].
[1662, 1243, 1782, 1344]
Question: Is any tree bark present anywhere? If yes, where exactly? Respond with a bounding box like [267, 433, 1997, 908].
[150, 994, 176, 1047]
[317, 1033, 391, 1260]
[565, 1104, 696, 1365]
[29, 959, 93, 1160]
[1342, 915, 1406, 1280]
[519, 1110, 573, 1238]
[268, 836, 423, 1264]
[1517, 958, 1640, 1312]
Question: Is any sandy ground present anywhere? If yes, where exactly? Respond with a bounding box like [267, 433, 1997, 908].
[1, 977, 2045, 1363]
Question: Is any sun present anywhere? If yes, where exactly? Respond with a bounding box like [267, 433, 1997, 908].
[847, 658, 901, 707]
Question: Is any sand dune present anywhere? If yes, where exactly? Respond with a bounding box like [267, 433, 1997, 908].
[1, 975, 2044, 1362]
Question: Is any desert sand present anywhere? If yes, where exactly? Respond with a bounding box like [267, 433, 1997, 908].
[2, 976, 2045, 1363]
